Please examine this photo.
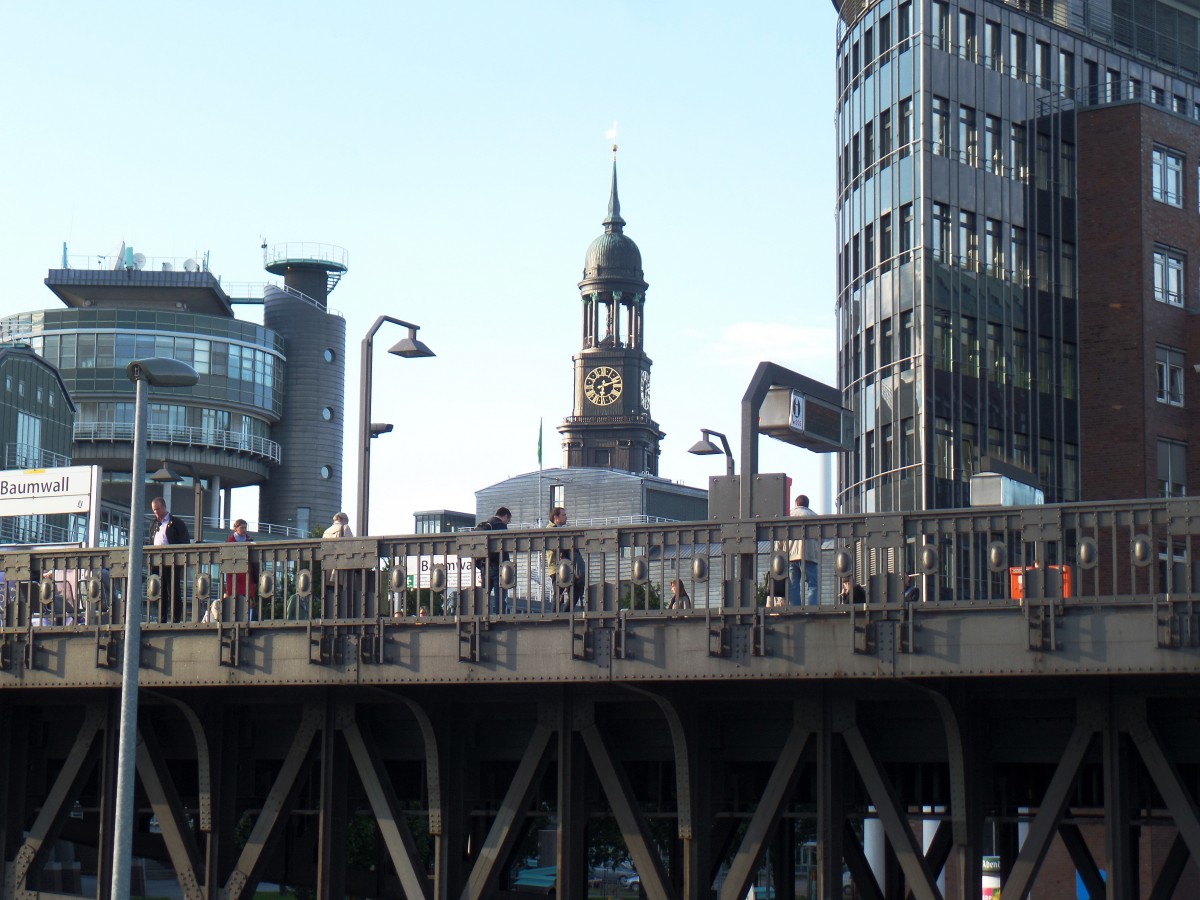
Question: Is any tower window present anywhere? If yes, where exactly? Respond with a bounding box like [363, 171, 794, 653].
[1153, 247, 1185, 306]
[1158, 439, 1187, 497]
[1152, 147, 1184, 206]
[1156, 346, 1186, 406]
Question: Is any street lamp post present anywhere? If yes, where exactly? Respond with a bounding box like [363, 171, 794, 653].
[688, 428, 735, 478]
[357, 317, 434, 536]
[150, 460, 205, 542]
[113, 358, 197, 900]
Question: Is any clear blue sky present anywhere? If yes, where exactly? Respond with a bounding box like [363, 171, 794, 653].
[1, 1, 841, 534]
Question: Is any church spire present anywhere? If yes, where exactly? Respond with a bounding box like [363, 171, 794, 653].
[603, 160, 625, 234]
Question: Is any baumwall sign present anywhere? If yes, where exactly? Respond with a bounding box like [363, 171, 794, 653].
[0, 466, 100, 517]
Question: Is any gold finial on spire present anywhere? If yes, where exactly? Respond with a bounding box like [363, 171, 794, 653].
[606, 120, 618, 159]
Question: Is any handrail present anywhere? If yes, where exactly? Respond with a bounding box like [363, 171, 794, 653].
[73, 422, 282, 465]
[223, 282, 343, 318]
[7, 496, 1200, 627]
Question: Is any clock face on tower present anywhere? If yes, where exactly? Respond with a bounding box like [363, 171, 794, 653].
[584, 366, 623, 406]
[640, 371, 651, 411]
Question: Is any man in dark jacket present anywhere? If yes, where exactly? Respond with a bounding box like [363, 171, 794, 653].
[477, 507, 511, 613]
[150, 496, 190, 622]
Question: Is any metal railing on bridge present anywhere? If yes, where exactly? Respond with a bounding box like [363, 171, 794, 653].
[3, 497, 1198, 637]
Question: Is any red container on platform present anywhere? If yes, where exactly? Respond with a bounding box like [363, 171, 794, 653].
[1009, 565, 1073, 600]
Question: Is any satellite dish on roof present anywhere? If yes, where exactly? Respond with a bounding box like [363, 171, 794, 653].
[132, 252, 146, 270]
[161, 261, 173, 271]
[183, 258, 199, 272]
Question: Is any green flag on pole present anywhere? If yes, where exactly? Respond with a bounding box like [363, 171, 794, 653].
[537, 418, 543, 469]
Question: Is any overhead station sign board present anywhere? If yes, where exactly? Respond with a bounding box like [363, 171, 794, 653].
[759, 387, 853, 453]
[0, 466, 100, 517]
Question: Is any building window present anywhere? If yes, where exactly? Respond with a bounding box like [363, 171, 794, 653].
[1036, 133, 1051, 192]
[880, 212, 894, 269]
[1061, 241, 1076, 298]
[1152, 147, 1183, 206]
[984, 20, 1001, 71]
[1013, 329, 1030, 389]
[880, 109, 893, 163]
[1129, 77, 1142, 99]
[1158, 439, 1187, 497]
[1038, 336, 1053, 394]
[932, 203, 951, 263]
[1060, 140, 1076, 198]
[958, 211, 977, 268]
[320, 465, 332, 479]
[1058, 49, 1074, 97]
[986, 323, 1005, 383]
[879, 13, 891, 51]
[1037, 234, 1052, 291]
[958, 105, 977, 166]
[1011, 226, 1028, 284]
[934, 311, 954, 370]
[899, 203, 915, 261]
[1035, 40, 1051, 89]
[932, 96, 950, 157]
[1156, 346, 1186, 406]
[960, 315, 979, 375]
[932, 1, 950, 51]
[1010, 29, 1027, 80]
[985, 218, 1003, 275]
[897, 2, 912, 42]
[984, 115, 1002, 173]
[864, 27, 874, 67]
[1106, 68, 1120, 102]
[1174, 94, 1187, 114]
[15, 412, 41, 468]
[1151, 86, 1165, 105]
[1153, 247, 1185, 306]
[899, 98, 913, 156]
[958, 10, 975, 61]
[863, 121, 874, 169]
[1010, 123, 1027, 181]
[864, 224, 875, 273]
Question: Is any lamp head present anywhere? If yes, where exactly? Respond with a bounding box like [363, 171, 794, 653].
[127, 357, 199, 387]
[388, 326, 435, 359]
[150, 461, 183, 483]
[370, 422, 394, 438]
[688, 430, 723, 456]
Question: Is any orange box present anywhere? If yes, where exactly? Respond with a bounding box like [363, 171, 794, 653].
[1009, 565, 1072, 600]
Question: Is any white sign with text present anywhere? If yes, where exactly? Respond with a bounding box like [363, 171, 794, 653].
[0, 466, 99, 516]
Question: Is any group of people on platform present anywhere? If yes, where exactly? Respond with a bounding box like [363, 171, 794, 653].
[141, 490, 922, 624]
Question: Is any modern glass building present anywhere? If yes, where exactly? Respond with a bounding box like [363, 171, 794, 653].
[0, 243, 348, 538]
[833, 0, 1200, 513]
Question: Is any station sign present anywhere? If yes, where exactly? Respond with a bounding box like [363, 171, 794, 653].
[405, 554, 475, 591]
[0, 466, 100, 517]
[759, 387, 853, 453]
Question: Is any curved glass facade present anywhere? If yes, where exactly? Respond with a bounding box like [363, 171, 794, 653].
[0, 309, 284, 417]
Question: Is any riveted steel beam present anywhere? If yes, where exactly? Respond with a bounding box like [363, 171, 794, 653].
[135, 720, 205, 899]
[580, 720, 676, 900]
[222, 704, 322, 900]
[718, 701, 815, 900]
[840, 716, 943, 900]
[1000, 700, 1101, 900]
[8, 704, 104, 895]
[339, 705, 431, 900]
[460, 720, 554, 900]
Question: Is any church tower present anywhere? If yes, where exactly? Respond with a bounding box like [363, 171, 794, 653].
[558, 157, 663, 474]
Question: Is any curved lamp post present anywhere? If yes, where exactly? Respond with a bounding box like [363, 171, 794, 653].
[113, 358, 198, 900]
[357, 317, 434, 536]
[688, 428, 735, 477]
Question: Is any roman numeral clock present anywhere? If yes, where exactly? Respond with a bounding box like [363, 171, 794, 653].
[558, 161, 663, 475]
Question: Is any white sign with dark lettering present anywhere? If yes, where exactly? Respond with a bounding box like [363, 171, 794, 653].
[0, 466, 99, 516]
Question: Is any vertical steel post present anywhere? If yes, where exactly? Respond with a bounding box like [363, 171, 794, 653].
[111, 368, 150, 900]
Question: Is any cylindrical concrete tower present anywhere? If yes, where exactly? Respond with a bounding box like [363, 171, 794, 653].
[259, 243, 349, 536]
